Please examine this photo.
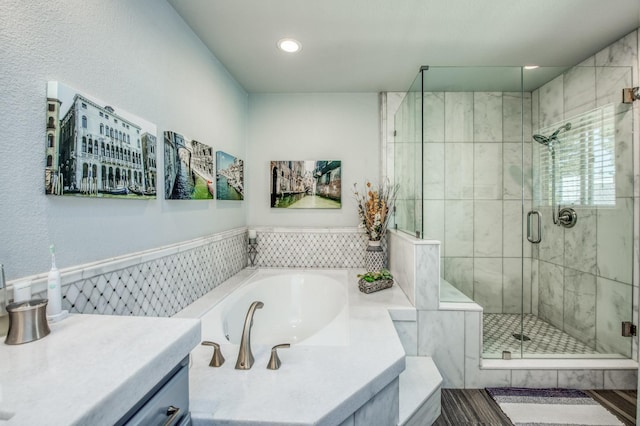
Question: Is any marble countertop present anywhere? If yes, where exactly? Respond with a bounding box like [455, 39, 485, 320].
[0, 313, 200, 425]
[182, 269, 413, 426]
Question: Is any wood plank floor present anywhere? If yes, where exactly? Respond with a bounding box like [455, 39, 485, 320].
[432, 389, 637, 426]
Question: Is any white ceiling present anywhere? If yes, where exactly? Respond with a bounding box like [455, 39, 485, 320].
[168, 0, 640, 93]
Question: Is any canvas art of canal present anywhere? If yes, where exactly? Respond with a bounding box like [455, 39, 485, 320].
[216, 151, 244, 200]
[270, 161, 341, 208]
[164, 131, 214, 200]
[45, 81, 158, 199]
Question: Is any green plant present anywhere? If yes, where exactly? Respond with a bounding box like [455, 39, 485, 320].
[357, 269, 393, 282]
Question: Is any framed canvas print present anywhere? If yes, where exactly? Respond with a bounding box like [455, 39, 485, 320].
[270, 160, 341, 208]
[45, 81, 157, 199]
[216, 151, 244, 200]
[164, 131, 214, 200]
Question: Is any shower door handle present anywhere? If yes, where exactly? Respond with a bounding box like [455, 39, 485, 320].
[527, 210, 542, 244]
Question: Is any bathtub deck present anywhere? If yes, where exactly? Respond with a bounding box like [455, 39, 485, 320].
[182, 268, 414, 425]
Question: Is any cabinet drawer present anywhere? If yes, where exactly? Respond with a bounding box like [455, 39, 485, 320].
[119, 358, 190, 426]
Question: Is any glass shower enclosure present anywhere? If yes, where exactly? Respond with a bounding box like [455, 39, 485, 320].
[393, 65, 635, 359]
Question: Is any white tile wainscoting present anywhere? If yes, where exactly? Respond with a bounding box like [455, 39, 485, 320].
[7, 227, 380, 318]
[11, 228, 248, 317]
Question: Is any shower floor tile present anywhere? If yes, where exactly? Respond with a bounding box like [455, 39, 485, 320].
[483, 313, 600, 356]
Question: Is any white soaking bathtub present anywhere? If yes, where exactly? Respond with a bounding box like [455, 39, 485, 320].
[176, 268, 413, 426]
[203, 269, 349, 346]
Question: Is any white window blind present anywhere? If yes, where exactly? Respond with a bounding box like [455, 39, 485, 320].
[538, 104, 616, 207]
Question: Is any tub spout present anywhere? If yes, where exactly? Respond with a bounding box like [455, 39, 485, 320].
[235, 301, 264, 370]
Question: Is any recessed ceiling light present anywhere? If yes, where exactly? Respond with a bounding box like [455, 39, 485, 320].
[524, 65, 539, 70]
[277, 38, 302, 53]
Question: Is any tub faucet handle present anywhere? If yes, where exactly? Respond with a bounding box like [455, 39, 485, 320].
[202, 341, 225, 367]
[267, 343, 290, 370]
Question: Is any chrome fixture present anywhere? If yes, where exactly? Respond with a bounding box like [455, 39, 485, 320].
[526, 210, 542, 244]
[532, 122, 571, 146]
[621, 321, 637, 337]
[556, 206, 577, 228]
[267, 343, 290, 370]
[235, 301, 264, 370]
[622, 87, 640, 104]
[533, 123, 577, 228]
[5, 299, 50, 345]
[201, 341, 225, 367]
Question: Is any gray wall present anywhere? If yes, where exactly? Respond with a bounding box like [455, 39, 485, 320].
[246, 93, 380, 227]
[1, 0, 248, 279]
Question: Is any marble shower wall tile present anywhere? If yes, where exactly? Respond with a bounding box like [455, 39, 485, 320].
[443, 257, 474, 300]
[563, 268, 596, 348]
[503, 142, 532, 200]
[393, 321, 417, 356]
[395, 142, 417, 200]
[423, 142, 444, 199]
[423, 200, 445, 249]
[463, 311, 512, 388]
[473, 200, 502, 257]
[444, 200, 474, 257]
[389, 231, 416, 306]
[537, 206, 564, 265]
[604, 370, 638, 390]
[596, 66, 633, 109]
[531, 259, 539, 316]
[415, 243, 441, 310]
[511, 370, 558, 388]
[596, 276, 633, 357]
[614, 110, 634, 198]
[558, 370, 604, 389]
[423, 92, 445, 142]
[538, 75, 564, 128]
[503, 92, 531, 143]
[563, 66, 596, 116]
[595, 30, 638, 68]
[503, 258, 531, 314]
[445, 143, 474, 199]
[444, 92, 473, 142]
[502, 200, 523, 258]
[537, 261, 564, 329]
[418, 310, 465, 388]
[597, 197, 633, 284]
[563, 208, 597, 275]
[474, 143, 503, 199]
[473, 92, 503, 142]
[473, 258, 503, 313]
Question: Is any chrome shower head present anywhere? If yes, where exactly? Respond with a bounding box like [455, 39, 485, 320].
[533, 122, 571, 146]
[550, 122, 572, 138]
[533, 134, 550, 145]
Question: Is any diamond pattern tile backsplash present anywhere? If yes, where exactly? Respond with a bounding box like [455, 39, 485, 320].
[30, 227, 381, 318]
[254, 229, 384, 269]
[32, 230, 247, 317]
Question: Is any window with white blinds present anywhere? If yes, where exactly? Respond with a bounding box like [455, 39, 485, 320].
[538, 104, 616, 207]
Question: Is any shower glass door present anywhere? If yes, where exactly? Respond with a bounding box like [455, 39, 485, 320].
[525, 65, 635, 359]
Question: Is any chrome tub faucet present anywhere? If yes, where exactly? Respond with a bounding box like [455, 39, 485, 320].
[235, 301, 264, 370]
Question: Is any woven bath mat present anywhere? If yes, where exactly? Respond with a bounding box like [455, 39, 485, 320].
[486, 387, 624, 425]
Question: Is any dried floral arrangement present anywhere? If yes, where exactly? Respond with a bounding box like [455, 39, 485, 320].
[353, 180, 398, 241]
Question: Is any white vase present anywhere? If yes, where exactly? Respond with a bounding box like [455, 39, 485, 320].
[365, 240, 384, 272]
